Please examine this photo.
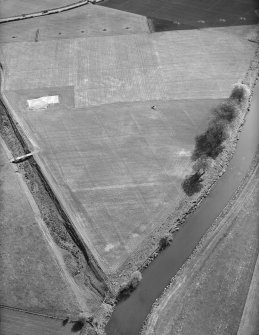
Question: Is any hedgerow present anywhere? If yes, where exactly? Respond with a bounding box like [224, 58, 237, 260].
[182, 83, 250, 196]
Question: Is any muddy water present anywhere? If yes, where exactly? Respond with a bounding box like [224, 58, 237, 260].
[106, 83, 259, 335]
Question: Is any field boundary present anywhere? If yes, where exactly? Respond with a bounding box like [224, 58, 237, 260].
[0, 0, 103, 24]
[0, 305, 63, 320]
[0, 66, 111, 301]
[0, 82, 110, 279]
[0, 137, 94, 311]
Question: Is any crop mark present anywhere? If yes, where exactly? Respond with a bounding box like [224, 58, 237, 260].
[80, 181, 174, 191]
[92, 110, 151, 217]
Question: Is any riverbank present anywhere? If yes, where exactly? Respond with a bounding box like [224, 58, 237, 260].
[141, 147, 259, 335]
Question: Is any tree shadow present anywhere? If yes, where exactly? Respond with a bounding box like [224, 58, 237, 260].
[182, 173, 203, 196]
[71, 320, 84, 332]
[117, 285, 136, 302]
[62, 318, 69, 326]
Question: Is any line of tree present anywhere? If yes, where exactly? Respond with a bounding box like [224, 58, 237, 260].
[182, 83, 250, 196]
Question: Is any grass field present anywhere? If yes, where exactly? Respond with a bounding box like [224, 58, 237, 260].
[1, 25, 256, 274]
[101, 0, 258, 29]
[1, 26, 256, 105]
[0, 5, 148, 43]
[3, 95, 222, 272]
[0, 140, 82, 315]
[143, 160, 259, 335]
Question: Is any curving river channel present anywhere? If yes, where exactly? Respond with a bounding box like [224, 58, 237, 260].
[106, 82, 259, 335]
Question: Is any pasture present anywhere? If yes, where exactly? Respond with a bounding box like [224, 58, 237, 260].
[1, 25, 256, 274]
[0, 141, 82, 315]
[0, 308, 81, 335]
[238, 253, 259, 335]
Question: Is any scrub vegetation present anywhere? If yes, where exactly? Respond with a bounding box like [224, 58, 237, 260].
[118, 271, 143, 300]
[182, 83, 250, 196]
[159, 233, 173, 250]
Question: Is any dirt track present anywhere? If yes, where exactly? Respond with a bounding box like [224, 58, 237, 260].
[237, 251, 259, 335]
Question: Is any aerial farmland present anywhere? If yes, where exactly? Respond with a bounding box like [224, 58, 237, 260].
[0, 1, 258, 335]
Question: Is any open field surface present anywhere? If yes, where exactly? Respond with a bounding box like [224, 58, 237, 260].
[0, 5, 148, 43]
[143, 159, 259, 335]
[0, 26, 256, 106]
[101, 0, 259, 29]
[0, 308, 81, 335]
[0, 140, 81, 315]
[3, 95, 222, 273]
[0, 0, 73, 18]
[1, 25, 256, 274]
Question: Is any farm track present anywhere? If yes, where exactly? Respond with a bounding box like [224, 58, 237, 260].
[0, 0, 97, 24]
[0, 70, 111, 307]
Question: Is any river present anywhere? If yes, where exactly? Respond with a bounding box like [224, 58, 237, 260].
[105, 83, 259, 335]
